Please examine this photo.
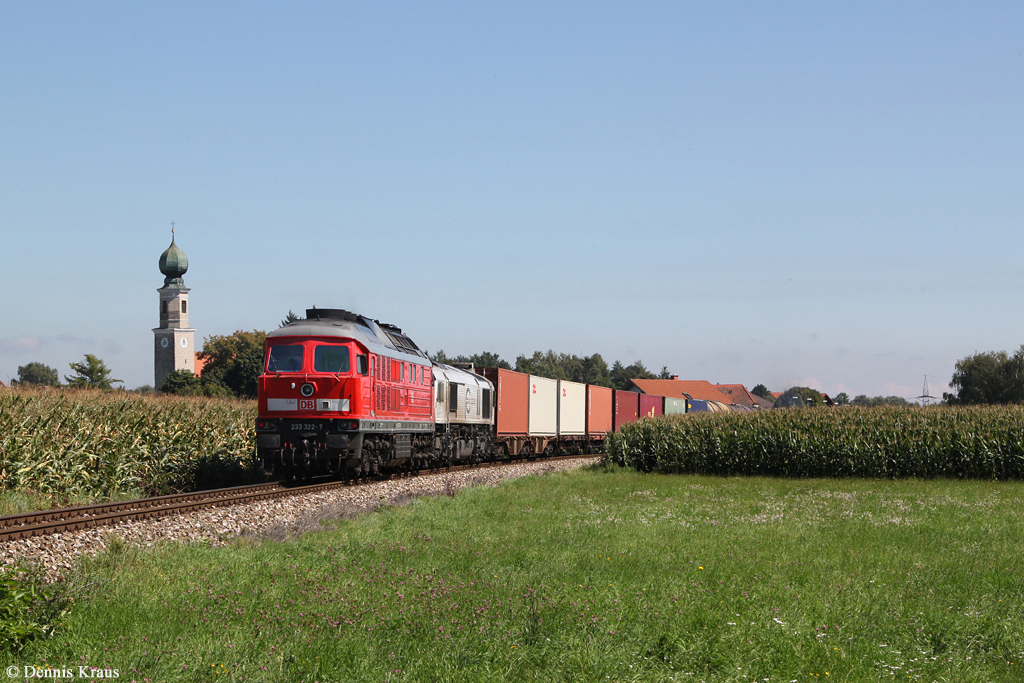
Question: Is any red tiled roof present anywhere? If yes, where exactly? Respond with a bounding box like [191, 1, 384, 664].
[628, 379, 731, 403]
[714, 384, 761, 408]
[751, 394, 774, 409]
[194, 353, 209, 377]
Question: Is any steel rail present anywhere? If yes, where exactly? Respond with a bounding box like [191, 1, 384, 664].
[0, 454, 598, 543]
[0, 481, 287, 530]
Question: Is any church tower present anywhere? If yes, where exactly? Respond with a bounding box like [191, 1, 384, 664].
[153, 227, 196, 390]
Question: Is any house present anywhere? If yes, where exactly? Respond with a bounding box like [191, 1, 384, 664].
[628, 378, 732, 404]
[193, 353, 209, 377]
[714, 384, 772, 410]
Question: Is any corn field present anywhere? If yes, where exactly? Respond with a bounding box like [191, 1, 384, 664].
[0, 388, 259, 501]
[607, 405, 1024, 479]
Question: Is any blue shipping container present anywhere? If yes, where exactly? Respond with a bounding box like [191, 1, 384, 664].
[687, 399, 709, 413]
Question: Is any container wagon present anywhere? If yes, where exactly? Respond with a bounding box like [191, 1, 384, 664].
[639, 394, 663, 419]
[528, 375, 558, 454]
[586, 385, 614, 451]
[664, 397, 687, 415]
[687, 399, 709, 413]
[478, 367, 530, 456]
[613, 390, 640, 431]
[556, 379, 587, 453]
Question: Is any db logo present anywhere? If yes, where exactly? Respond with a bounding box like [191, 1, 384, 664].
[299, 399, 315, 411]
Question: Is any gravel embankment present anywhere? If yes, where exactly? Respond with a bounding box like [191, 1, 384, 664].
[1, 457, 596, 581]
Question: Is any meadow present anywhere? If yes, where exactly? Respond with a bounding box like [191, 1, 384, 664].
[7, 465, 1023, 682]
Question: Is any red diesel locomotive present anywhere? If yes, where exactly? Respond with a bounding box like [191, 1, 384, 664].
[255, 308, 493, 478]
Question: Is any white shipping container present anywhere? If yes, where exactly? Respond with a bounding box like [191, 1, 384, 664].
[557, 380, 586, 436]
[528, 375, 558, 436]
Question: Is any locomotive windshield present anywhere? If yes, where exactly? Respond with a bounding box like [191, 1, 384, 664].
[267, 344, 303, 372]
[314, 345, 350, 373]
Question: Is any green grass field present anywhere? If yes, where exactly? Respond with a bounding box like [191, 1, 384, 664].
[6, 465, 1024, 682]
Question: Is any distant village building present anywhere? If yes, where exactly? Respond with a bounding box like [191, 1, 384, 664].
[628, 378, 772, 412]
[152, 230, 196, 390]
[715, 384, 773, 410]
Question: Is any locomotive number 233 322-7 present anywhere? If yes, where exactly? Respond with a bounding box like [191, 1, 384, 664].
[290, 423, 322, 432]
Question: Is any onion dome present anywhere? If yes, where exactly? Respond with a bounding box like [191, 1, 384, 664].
[159, 234, 188, 288]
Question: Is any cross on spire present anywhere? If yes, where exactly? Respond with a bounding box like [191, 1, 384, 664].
[171, 220, 175, 235]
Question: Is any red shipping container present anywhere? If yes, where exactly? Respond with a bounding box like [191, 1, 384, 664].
[480, 368, 529, 436]
[586, 385, 613, 435]
[613, 390, 640, 431]
[639, 394, 663, 419]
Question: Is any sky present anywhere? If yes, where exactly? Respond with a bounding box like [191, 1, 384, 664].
[1, 2, 1022, 397]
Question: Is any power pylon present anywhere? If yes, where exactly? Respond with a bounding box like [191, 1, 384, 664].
[916, 375, 939, 406]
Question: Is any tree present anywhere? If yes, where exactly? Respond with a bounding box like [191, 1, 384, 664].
[429, 350, 512, 370]
[834, 392, 850, 405]
[751, 384, 773, 400]
[160, 369, 203, 395]
[160, 369, 232, 397]
[16, 362, 60, 387]
[65, 354, 122, 389]
[197, 330, 268, 399]
[431, 348, 634, 389]
[850, 395, 911, 407]
[578, 354, 612, 387]
[515, 351, 567, 380]
[944, 347, 1024, 405]
[773, 386, 822, 408]
[280, 310, 300, 327]
[610, 360, 657, 391]
[658, 366, 673, 379]
[472, 352, 511, 369]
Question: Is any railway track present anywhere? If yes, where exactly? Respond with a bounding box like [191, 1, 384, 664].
[0, 455, 597, 543]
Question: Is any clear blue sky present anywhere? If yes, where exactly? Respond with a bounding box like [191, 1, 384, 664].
[2, 2, 1022, 397]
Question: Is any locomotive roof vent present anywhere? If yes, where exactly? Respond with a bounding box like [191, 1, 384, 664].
[305, 308, 359, 322]
[381, 329, 422, 355]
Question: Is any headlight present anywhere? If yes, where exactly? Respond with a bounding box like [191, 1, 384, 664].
[256, 419, 277, 431]
[301, 383, 315, 397]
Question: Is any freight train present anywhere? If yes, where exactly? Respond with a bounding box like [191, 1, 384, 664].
[255, 308, 651, 478]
